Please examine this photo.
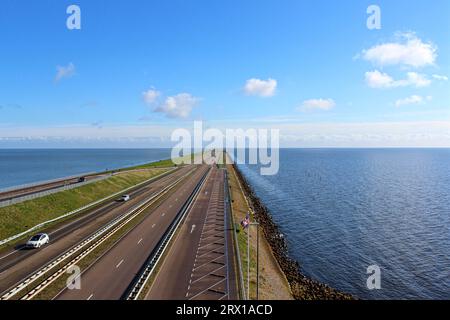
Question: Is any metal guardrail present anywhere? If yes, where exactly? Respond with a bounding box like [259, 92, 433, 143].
[0, 168, 177, 247]
[1, 167, 193, 300]
[224, 169, 246, 300]
[124, 168, 211, 300]
[0, 172, 99, 194]
[0, 175, 111, 208]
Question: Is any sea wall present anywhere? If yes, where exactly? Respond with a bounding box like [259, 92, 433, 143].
[232, 164, 355, 300]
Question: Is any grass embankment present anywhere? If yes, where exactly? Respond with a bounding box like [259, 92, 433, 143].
[111, 153, 200, 173]
[0, 169, 169, 242]
[226, 160, 293, 300]
[110, 159, 176, 172]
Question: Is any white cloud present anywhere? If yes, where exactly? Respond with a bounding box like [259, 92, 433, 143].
[155, 93, 199, 119]
[365, 70, 395, 88]
[300, 98, 336, 111]
[432, 74, 448, 81]
[244, 78, 277, 97]
[365, 70, 431, 88]
[395, 95, 424, 107]
[55, 63, 75, 82]
[142, 88, 161, 104]
[405, 72, 432, 87]
[4, 121, 450, 148]
[362, 32, 437, 68]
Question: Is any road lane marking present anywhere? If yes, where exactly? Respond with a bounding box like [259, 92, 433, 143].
[1, 168, 193, 301]
[191, 225, 196, 234]
[161, 213, 165, 217]
[0, 250, 20, 261]
[87, 294, 94, 300]
[116, 259, 124, 268]
[137, 238, 143, 245]
[152, 224, 156, 228]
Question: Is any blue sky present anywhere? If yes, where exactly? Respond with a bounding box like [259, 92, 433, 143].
[0, 0, 449, 147]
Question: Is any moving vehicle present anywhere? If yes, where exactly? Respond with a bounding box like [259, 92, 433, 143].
[26, 233, 50, 249]
[119, 194, 130, 202]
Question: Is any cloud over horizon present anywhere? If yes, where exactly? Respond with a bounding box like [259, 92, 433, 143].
[55, 63, 76, 82]
[142, 87, 199, 119]
[432, 74, 448, 81]
[365, 70, 431, 88]
[394, 95, 429, 107]
[142, 88, 161, 104]
[300, 98, 336, 111]
[362, 32, 437, 68]
[244, 78, 277, 97]
[155, 93, 199, 119]
[2, 120, 450, 148]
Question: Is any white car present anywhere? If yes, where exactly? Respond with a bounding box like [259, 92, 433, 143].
[119, 194, 130, 202]
[26, 233, 50, 249]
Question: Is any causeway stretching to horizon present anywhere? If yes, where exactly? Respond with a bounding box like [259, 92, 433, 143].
[0, 151, 351, 301]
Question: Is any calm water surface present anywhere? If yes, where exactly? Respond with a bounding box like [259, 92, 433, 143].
[0, 149, 171, 190]
[1, 148, 448, 299]
[238, 149, 450, 299]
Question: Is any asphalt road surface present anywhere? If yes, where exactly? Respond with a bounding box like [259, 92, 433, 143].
[56, 165, 210, 300]
[0, 165, 195, 295]
[146, 167, 238, 300]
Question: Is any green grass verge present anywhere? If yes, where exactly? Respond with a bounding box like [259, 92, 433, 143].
[227, 166, 258, 300]
[236, 226, 258, 299]
[0, 169, 169, 242]
[110, 158, 176, 172]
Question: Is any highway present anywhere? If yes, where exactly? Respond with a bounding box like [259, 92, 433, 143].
[0, 165, 196, 296]
[56, 165, 210, 300]
[0, 162, 239, 301]
[145, 167, 238, 300]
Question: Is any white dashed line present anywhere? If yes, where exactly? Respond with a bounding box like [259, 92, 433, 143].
[152, 224, 156, 228]
[116, 259, 124, 268]
[137, 238, 143, 245]
[87, 293, 94, 300]
[0, 250, 19, 261]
